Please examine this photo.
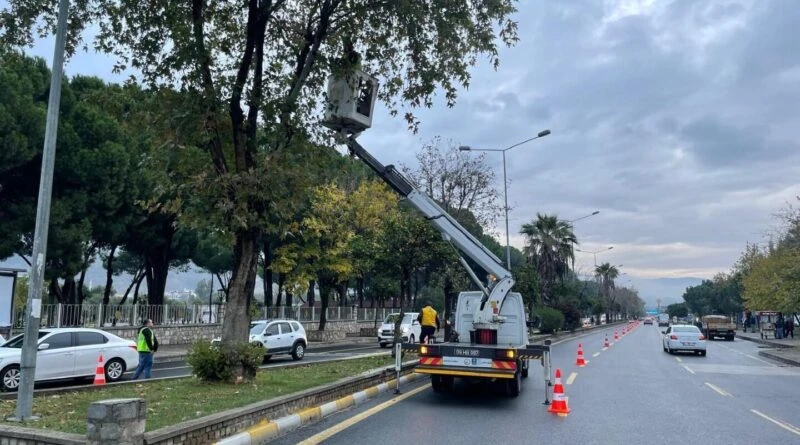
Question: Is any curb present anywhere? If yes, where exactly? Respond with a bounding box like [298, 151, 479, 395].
[736, 334, 796, 349]
[214, 372, 423, 444]
[758, 350, 800, 367]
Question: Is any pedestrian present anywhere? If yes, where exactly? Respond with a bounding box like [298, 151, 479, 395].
[132, 319, 159, 380]
[775, 315, 784, 340]
[785, 316, 794, 339]
[417, 300, 440, 344]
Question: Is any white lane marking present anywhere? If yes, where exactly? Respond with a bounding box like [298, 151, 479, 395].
[716, 343, 775, 365]
[682, 365, 695, 374]
[704, 382, 731, 397]
[592, 352, 600, 357]
[751, 410, 800, 436]
[675, 357, 682, 363]
[566, 372, 578, 385]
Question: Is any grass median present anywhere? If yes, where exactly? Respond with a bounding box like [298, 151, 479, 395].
[0, 355, 394, 434]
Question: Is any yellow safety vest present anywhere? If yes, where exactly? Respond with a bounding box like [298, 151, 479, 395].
[137, 327, 153, 352]
[420, 306, 438, 327]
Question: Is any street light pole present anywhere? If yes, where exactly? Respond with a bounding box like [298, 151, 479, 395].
[459, 129, 551, 270]
[14, 0, 70, 421]
[576, 246, 614, 267]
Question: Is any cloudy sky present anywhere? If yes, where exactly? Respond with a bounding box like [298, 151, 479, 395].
[17, 0, 800, 303]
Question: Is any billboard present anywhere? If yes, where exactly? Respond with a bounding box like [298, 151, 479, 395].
[0, 273, 15, 327]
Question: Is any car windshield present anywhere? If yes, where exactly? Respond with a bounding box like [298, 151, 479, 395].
[249, 323, 267, 336]
[673, 326, 700, 333]
[384, 314, 414, 324]
[1, 332, 50, 348]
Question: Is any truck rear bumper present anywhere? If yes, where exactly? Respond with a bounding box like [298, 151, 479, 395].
[414, 366, 516, 379]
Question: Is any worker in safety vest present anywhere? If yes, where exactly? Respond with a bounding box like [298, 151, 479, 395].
[417, 301, 441, 344]
[132, 319, 159, 380]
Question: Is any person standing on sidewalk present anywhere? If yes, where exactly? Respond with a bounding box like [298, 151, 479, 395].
[785, 316, 794, 339]
[417, 301, 440, 344]
[132, 319, 159, 380]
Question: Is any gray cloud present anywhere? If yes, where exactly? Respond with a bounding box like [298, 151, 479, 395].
[362, 0, 800, 300]
[18, 0, 799, 301]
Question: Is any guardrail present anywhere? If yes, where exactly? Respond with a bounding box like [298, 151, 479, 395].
[10, 304, 407, 329]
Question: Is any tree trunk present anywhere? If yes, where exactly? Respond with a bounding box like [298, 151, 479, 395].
[100, 246, 117, 327]
[77, 266, 88, 305]
[307, 280, 316, 307]
[286, 291, 293, 309]
[263, 239, 273, 307]
[220, 229, 260, 346]
[318, 277, 334, 331]
[276, 273, 285, 306]
[144, 247, 169, 307]
[133, 274, 144, 305]
[357, 277, 364, 308]
[338, 282, 348, 308]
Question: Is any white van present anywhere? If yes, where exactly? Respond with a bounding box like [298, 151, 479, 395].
[377, 312, 421, 348]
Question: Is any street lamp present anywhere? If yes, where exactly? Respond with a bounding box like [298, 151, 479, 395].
[459, 129, 551, 270]
[567, 210, 600, 224]
[576, 246, 614, 267]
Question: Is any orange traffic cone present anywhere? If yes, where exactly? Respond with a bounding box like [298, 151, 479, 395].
[622, 327, 626, 335]
[614, 330, 619, 340]
[604, 336, 610, 348]
[93, 354, 106, 385]
[548, 369, 571, 416]
[576, 343, 586, 367]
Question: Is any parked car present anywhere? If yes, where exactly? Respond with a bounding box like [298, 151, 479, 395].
[377, 312, 421, 348]
[0, 328, 139, 391]
[246, 319, 307, 361]
[662, 324, 707, 356]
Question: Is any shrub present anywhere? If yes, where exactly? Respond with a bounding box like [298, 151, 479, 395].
[537, 307, 565, 334]
[187, 339, 264, 382]
[556, 301, 582, 332]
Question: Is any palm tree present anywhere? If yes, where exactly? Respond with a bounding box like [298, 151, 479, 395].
[520, 213, 577, 306]
[594, 262, 619, 322]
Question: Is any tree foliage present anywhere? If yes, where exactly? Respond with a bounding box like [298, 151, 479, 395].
[521, 213, 577, 306]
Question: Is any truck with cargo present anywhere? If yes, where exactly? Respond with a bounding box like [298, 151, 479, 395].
[321, 69, 552, 398]
[702, 315, 736, 341]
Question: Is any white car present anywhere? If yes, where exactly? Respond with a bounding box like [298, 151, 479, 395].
[0, 328, 139, 391]
[662, 324, 707, 356]
[248, 319, 307, 361]
[377, 312, 421, 348]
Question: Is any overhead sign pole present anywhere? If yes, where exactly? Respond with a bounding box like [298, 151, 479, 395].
[13, 0, 71, 421]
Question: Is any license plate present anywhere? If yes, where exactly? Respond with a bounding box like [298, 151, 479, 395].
[682, 342, 695, 346]
[443, 356, 493, 368]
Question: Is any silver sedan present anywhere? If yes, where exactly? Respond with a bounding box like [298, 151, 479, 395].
[0, 328, 140, 391]
[662, 325, 707, 356]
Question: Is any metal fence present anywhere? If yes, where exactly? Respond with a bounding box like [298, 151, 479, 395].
[11, 304, 405, 329]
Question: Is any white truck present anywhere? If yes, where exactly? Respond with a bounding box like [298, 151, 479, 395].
[658, 313, 670, 327]
[322, 69, 552, 398]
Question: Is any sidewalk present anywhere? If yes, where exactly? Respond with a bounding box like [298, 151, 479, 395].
[736, 329, 800, 366]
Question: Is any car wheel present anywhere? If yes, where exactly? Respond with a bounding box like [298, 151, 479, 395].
[521, 359, 529, 378]
[505, 368, 522, 397]
[410, 334, 415, 344]
[262, 354, 272, 363]
[431, 375, 453, 393]
[104, 358, 126, 382]
[291, 342, 305, 360]
[700, 350, 707, 357]
[1, 365, 20, 392]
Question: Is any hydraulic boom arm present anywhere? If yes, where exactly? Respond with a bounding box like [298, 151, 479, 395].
[345, 136, 514, 326]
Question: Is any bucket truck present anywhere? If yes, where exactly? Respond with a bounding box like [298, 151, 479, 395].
[321, 70, 552, 397]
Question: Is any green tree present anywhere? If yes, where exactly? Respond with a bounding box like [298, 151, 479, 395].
[1, 1, 521, 360]
[667, 302, 688, 319]
[520, 213, 577, 306]
[742, 247, 800, 313]
[594, 262, 619, 322]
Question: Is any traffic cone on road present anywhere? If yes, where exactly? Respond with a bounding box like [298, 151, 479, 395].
[576, 343, 586, 367]
[614, 330, 619, 340]
[93, 354, 106, 385]
[604, 336, 610, 348]
[622, 327, 626, 336]
[548, 369, 571, 416]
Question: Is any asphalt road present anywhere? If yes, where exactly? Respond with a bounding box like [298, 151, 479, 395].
[28, 342, 387, 391]
[272, 324, 800, 445]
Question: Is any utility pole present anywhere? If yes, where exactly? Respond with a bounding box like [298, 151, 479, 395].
[13, 0, 70, 421]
